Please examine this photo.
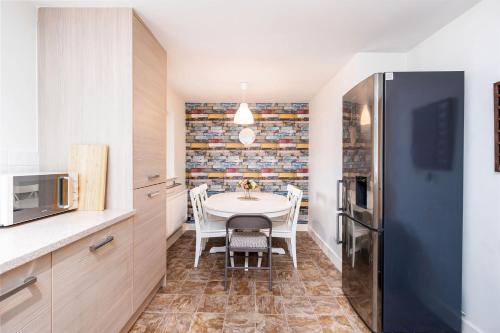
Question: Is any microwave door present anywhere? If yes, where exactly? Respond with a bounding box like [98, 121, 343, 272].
[13, 175, 64, 223]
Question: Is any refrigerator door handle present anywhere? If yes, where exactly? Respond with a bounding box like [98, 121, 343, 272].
[336, 179, 344, 211]
[336, 213, 343, 244]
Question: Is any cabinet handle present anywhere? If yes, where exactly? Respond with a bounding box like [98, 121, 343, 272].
[148, 191, 160, 198]
[0, 276, 37, 302]
[148, 174, 160, 181]
[89, 235, 114, 252]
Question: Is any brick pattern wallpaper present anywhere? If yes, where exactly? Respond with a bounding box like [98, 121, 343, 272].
[186, 102, 309, 223]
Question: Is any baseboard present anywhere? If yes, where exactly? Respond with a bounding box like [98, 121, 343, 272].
[166, 226, 184, 249]
[183, 222, 308, 232]
[183, 222, 195, 231]
[308, 226, 342, 271]
[462, 317, 484, 333]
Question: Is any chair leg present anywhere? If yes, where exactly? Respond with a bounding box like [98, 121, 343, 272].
[245, 252, 249, 272]
[352, 235, 356, 268]
[230, 251, 235, 267]
[291, 236, 297, 269]
[268, 249, 272, 291]
[224, 245, 228, 290]
[202, 238, 207, 251]
[258, 252, 263, 268]
[195, 235, 201, 268]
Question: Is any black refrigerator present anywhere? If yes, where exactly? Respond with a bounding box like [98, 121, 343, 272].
[337, 72, 463, 333]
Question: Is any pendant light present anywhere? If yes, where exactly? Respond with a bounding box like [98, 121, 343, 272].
[234, 82, 254, 125]
[239, 127, 256, 146]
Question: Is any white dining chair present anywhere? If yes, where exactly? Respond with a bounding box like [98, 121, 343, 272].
[271, 185, 303, 268]
[190, 186, 227, 267]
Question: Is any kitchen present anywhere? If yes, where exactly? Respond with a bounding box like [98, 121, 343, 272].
[1, 1, 499, 333]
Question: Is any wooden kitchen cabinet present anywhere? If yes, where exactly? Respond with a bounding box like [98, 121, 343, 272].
[133, 15, 167, 189]
[0, 255, 51, 333]
[52, 218, 133, 333]
[132, 184, 166, 311]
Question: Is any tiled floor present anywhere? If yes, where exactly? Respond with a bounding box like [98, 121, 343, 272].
[130, 231, 370, 333]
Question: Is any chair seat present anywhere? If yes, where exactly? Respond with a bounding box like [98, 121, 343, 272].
[230, 232, 268, 249]
[200, 220, 226, 233]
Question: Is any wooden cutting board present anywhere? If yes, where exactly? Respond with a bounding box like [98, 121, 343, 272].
[68, 144, 108, 210]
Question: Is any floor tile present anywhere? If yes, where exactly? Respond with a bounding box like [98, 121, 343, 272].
[227, 295, 256, 313]
[309, 296, 342, 315]
[168, 294, 202, 313]
[223, 313, 258, 333]
[255, 282, 281, 296]
[158, 313, 193, 333]
[230, 280, 255, 295]
[205, 280, 231, 295]
[302, 279, 333, 296]
[282, 297, 314, 315]
[180, 280, 208, 294]
[317, 314, 354, 333]
[190, 312, 225, 333]
[129, 312, 164, 332]
[286, 314, 322, 333]
[145, 294, 175, 313]
[197, 295, 228, 313]
[255, 314, 288, 333]
[256, 296, 285, 315]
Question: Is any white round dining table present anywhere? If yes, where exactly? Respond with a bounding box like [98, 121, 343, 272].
[204, 192, 291, 255]
[204, 192, 291, 219]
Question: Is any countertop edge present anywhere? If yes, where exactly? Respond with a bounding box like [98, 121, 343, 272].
[0, 209, 136, 275]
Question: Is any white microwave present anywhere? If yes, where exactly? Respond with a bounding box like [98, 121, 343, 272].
[0, 172, 78, 227]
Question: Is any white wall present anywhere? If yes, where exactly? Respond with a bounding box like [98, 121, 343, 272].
[0, 1, 38, 173]
[406, 1, 500, 332]
[308, 53, 407, 267]
[310, 1, 500, 332]
[166, 85, 186, 183]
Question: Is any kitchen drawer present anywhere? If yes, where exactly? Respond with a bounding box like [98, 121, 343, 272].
[133, 183, 166, 310]
[0, 255, 51, 333]
[52, 218, 133, 333]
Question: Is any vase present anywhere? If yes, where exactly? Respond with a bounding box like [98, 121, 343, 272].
[244, 189, 251, 199]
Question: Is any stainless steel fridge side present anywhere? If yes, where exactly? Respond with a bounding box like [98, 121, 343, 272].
[371, 73, 384, 332]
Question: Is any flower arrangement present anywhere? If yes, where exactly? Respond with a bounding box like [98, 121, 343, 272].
[237, 179, 258, 199]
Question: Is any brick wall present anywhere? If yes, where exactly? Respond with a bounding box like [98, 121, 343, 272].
[186, 102, 309, 223]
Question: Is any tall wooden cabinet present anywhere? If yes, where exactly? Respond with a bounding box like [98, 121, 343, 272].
[38, 7, 167, 324]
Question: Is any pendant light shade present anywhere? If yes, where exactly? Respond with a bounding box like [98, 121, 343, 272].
[234, 102, 254, 125]
[239, 128, 256, 145]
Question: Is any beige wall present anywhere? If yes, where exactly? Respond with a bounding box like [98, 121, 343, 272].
[166, 85, 186, 183]
[0, 1, 39, 173]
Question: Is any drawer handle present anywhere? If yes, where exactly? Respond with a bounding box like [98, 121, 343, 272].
[148, 174, 160, 181]
[0, 276, 37, 302]
[89, 235, 114, 252]
[148, 191, 160, 198]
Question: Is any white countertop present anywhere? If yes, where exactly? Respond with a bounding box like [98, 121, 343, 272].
[0, 209, 135, 275]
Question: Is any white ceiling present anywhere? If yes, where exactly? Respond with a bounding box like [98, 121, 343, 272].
[38, 0, 480, 102]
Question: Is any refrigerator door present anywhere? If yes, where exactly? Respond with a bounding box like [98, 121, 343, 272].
[342, 74, 383, 230]
[341, 73, 384, 332]
[383, 72, 463, 333]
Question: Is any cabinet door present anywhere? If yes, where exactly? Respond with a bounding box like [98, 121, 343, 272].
[133, 15, 167, 189]
[0, 255, 51, 333]
[52, 218, 133, 333]
[133, 183, 166, 310]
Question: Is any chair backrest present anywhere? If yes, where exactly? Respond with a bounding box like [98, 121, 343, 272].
[226, 214, 272, 234]
[200, 184, 209, 204]
[189, 186, 206, 231]
[286, 184, 294, 201]
[286, 185, 303, 232]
